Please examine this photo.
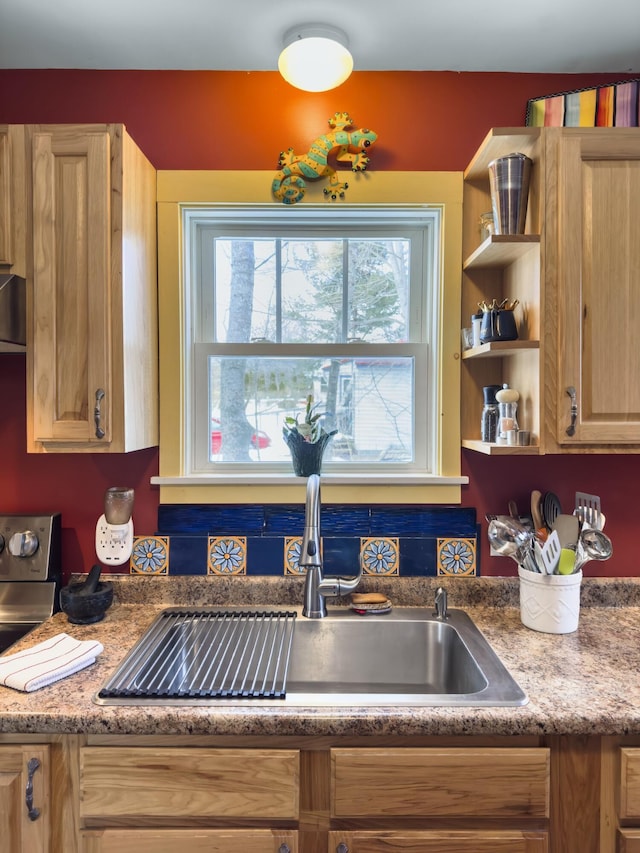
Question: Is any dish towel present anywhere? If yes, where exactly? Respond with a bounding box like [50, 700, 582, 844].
[0, 633, 104, 693]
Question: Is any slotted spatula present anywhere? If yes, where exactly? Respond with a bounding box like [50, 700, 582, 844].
[540, 529, 561, 575]
[575, 492, 602, 529]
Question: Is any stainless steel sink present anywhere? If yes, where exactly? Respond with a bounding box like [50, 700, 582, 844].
[94, 606, 527, 707]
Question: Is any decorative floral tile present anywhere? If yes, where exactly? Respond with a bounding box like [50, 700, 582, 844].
[130, 535, 169, 575]
[208, 536, 247, 575]
[284, 536, 304, 574]
[437, 537, 477, 576]
[360, 537, 399, 575]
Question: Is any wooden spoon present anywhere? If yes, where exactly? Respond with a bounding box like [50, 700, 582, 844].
[530, 490, 547, 541]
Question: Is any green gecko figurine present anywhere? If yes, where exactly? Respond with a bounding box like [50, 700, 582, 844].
[272, 112, 377, 205]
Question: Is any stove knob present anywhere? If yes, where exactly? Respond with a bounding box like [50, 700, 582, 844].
[8, 530, 39, 558]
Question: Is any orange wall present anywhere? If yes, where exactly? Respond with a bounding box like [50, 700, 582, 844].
[0, 69, 637, 578]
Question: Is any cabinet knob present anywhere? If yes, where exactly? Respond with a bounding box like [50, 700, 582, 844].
[336, 844, 349, 853]
[94, 388, 106, 439]
[25, 757, 41, 821]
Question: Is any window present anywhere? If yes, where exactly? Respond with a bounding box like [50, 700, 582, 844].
[183, 206, 441, 477]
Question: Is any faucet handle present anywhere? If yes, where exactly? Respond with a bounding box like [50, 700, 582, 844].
[434, 587, 448, 620]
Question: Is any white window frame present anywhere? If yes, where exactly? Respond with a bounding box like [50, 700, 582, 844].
[182, 205, 442, 479]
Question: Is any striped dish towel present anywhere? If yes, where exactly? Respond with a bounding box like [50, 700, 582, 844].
[0, 633, 104, 692]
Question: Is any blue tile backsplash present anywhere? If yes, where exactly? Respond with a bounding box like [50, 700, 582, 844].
[129, 504, 481, 578]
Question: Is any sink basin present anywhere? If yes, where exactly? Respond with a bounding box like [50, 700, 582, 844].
[284, 608, 525, 706]
[94, 606, 526, 707]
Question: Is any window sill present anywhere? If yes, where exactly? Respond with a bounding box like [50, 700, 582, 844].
[151, 473, 469, 486]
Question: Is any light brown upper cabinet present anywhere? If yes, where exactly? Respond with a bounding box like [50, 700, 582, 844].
[26, 124, 158, 452]
[0, 124, 27, 276]
[462, 126, 640, 455]
[548, 130, 640, 448]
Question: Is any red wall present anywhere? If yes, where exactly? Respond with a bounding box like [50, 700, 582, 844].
[0, 69, 637, 578]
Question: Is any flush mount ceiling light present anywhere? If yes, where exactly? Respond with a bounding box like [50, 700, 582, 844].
[278, 24, 354, 92]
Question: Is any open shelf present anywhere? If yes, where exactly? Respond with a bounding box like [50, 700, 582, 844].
[463, 127, 541, 182]
[463, 235, 540, 270]
[461, 340, 540, 360]
[462, 439, 541, 456]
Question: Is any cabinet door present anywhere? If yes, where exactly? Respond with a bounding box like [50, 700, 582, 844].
[0, 127, 11, 266]
[0, 125, 27, 275]
[553, 129, 640, 445]
[30, 126, 112, 446]
[0, 745, 50, 853]
[82, 829, 297, 853]
[329, 830, 548, 852]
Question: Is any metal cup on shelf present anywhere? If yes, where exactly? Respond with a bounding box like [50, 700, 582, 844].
[488, 153, 533, 235]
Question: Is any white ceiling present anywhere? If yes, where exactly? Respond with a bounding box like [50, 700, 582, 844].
[1, 0, 639, 74]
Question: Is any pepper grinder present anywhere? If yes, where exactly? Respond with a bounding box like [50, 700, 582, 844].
[495, 384, 520, 444]
[480, 384, 501, 443]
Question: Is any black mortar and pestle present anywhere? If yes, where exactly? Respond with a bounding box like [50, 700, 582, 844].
[59, 564, 114, 625]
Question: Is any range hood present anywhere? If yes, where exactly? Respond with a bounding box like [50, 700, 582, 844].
[0, 274, 26, 352]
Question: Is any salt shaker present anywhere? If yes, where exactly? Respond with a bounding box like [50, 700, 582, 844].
[495, 384, 520, 443]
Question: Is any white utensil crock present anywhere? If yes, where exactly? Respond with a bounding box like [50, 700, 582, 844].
[518, 566, 582, 634]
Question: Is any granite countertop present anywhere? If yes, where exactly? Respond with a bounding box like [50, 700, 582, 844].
[0, 575, 638, 738]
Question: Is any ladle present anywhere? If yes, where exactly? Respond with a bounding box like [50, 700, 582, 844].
[488, 517, 537, 571]
[575, 528, 613, 571]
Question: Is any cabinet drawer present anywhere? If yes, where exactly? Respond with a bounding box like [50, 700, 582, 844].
[620, 749, 640, 819]
[82, 828, 298, 852]
[618, 829, 640, 853]
[80, 747, 299, 821]
[330, 830, 548, 852]
[331, 747, 549, 818]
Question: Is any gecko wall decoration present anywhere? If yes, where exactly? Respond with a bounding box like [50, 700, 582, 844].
[272, 112, 377, 205]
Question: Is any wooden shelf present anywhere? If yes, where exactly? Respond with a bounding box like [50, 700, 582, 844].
[463, 128, 541, 181]
[461, 340, 540, 359]
[463, 235, 540, 270]
[462, 439, 541, 456]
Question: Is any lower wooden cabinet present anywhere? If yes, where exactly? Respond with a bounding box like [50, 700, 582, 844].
[328, 830, 548, 852]
[2, 733, 624, 853]
[620, 748, 640, 821]
[81, 829, 298, 853]
[615, 746, 640, 852]
[618, 830, 640, 853]
[0, 745, 50, 853]
[329, 748, 549, 853]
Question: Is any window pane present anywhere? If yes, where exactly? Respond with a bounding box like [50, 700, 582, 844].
[212, 237, 411, 344]
[206, 355, 414, 464]
[214, 239, 277, 343]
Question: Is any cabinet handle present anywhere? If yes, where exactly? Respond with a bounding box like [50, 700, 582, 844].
[94, 388, 106, 439]
[278, 846, 290, 853]
[565, 386, 577, 436]
[336, 845, 349, 853]
[25, 757, 41, 821]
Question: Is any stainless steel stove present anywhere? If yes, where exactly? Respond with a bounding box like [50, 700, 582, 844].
[0, 514, 61, 653]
